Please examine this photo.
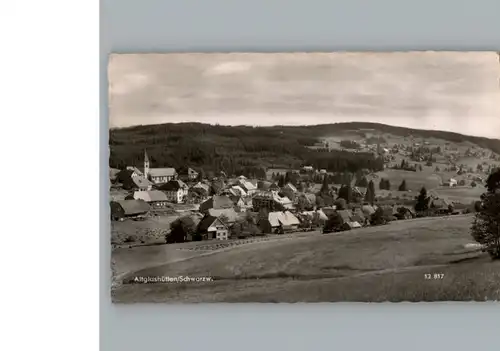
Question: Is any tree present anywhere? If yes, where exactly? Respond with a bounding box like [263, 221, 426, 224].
[400, 159, 406, 169]
[278, 174, 285, 188]
[168, 216, 196, 243]
[338, 185, 352, 203]
[323, 212, 343, 232]
[315, 196, 325, 208]
[355, 176, 368, 187]
[370, 207, 385, 226]
[471, 169, 500, 259]
[419, 164, 423, 171]
[398, 180, 408, 191]
[471, 181, 477, 188]
[415, 187, 429, 212]
[311, 211, 324, 228]
[364, 180, 376, 205]
[320, 175, 330, 194]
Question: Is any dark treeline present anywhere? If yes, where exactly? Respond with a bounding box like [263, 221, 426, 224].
[109, 122, 500, 176]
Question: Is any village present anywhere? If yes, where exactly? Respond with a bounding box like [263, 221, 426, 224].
[109, 135, 499, 247]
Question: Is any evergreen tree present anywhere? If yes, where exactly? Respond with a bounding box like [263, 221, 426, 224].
[338, 184, 352, 203]
[320, 175, 330, 194]
[379, 178, 385, 190]
[364, 180, 376, 205]
[278, 174, 286, 187]
[415, 187, 429, 212]
[398, 180, 408, 191]
[356, 176, 368, 187]
[470, 168, 500, 259]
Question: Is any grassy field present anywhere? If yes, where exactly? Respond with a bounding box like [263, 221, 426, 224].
[433, 186, 486, 204]
[112, 215, 500, 303]
[111, 215, 180, 246]
[369, 169, 442, 192]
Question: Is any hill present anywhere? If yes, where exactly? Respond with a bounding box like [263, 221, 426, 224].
[109, 122, 500, 177]
[112, 215, 500, 303]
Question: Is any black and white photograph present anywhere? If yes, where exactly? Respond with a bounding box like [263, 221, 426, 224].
[109, 52, 500, 303]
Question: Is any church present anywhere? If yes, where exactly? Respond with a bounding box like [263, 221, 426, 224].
[143, 150, 177, 185]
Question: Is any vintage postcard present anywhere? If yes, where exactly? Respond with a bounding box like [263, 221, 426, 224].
[109, 52, 500, 303]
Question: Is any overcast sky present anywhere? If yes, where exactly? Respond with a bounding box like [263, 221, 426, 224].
[109, 52, 500, 138]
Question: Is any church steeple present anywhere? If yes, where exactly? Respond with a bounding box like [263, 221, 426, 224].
[144, 150, 150, 178]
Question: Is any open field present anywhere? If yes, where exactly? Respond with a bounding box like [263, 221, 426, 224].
[433, 186, 486, 204]
[112, 215, 500, 303]
[369, 169, 442, 192]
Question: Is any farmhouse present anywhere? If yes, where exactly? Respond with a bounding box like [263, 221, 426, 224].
[206, 208, 238, 225]
[238, 179, 258, 196]
[430, 198, 453, 214]
[337, 210, 361, 230]
[190, 182, 210, 198]
[197, 216, 229, 240]
[259, 211, 300, 234]
[109, 199, 150, 221]
[127, 190, 169, 209]
[158, 180, 189, 203]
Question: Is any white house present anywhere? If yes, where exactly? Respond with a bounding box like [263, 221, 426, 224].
[158, 180, 189, 203]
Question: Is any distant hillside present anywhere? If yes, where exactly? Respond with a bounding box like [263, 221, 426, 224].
[109, 122, 499, 176]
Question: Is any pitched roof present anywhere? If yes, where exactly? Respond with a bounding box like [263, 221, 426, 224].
[207, 208, 238, 223]
[268, 211, 300, 227]
[132, 190, 169, 202]
[431, 198, 452, 209]
[302, 209, 328, 221]
[192, 182, 209, 193]
[257, 181, 272, 190]
[239, 180, 257, 191]
[362, 205, 376, 216]
[197, 215, 218, 233]
[131, 176, 152, 189]
[112, 199, 150, 215]
[149, 168, 177, 177]
[199, 195, 234, 212]
[126, 166, 143, 176]
[158, 180, 188, 191]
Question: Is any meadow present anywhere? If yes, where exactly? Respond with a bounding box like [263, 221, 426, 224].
[112, 215, 500, 303]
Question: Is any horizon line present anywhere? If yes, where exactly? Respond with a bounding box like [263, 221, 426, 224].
[109, 121, 499, 141]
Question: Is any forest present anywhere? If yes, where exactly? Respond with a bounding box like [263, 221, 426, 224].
[109, 122, 500, 177]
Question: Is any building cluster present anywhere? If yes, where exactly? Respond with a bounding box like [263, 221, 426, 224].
[110, 149, 467, 244]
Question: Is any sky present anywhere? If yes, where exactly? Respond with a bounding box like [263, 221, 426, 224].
[108, 52, 500, 139]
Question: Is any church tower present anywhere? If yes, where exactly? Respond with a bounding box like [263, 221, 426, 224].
[144, 150, 150, 178]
